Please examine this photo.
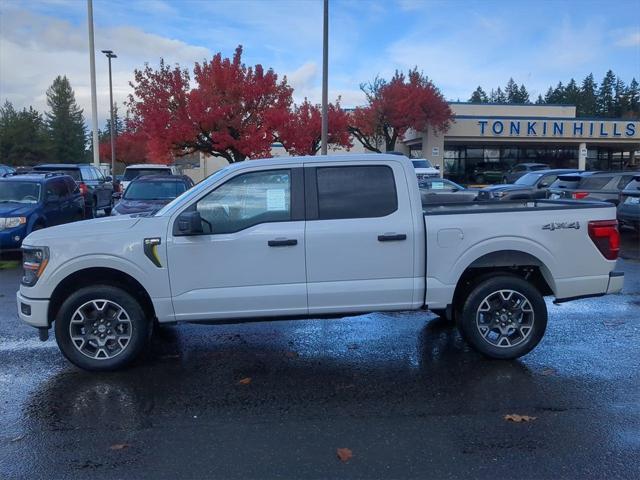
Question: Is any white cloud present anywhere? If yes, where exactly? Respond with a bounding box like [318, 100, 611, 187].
[615, 31, 640, 47]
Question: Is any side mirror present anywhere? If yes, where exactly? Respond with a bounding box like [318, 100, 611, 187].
[538, 182, 549, 188]
[46, 194, 59, 203]
[435, 165, 440, 170]
[175, 210, 204, 235]
[105, 175, 113, 182]
[112, 192, 122, 200]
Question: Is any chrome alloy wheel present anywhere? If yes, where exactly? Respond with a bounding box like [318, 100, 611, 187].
[69, 299, 132, 360]
[475, 289, 535, 348]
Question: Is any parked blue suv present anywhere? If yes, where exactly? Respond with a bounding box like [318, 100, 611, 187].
[0, 172, 85, 250]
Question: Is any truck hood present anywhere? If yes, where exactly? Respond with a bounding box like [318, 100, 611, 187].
[23, 215, 141, 246]
[113, 198, 170, 215]
[0, 202, 37, 216]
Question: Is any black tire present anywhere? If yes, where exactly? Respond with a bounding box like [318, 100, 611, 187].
[456, 275, 547, 359]
[54, 285, 151, 371]
[31, 222, 45, 232]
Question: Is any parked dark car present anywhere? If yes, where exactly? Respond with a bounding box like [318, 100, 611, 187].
[111, 175, 194, 216]
[419, 178, 478, 204]
[470, 162, 507, 184]
[32, 164, 115, 217]
[502, 162, 549, 184]
[618, 175, 640, 231]
[547, 171, 637, 205]
[477, 169, 580, 201]
[0, 164, 16, 177]
[0, 172, 84, 250]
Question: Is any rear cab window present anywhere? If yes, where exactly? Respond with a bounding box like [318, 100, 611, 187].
[124, 168, 171, 181]
[578, 176, 612, 190]
[315, 165, 397, 220]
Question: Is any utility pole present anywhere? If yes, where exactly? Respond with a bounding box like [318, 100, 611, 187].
[320, 0, 329, 155]
[87, 0, 100, 166]
[102, 50, 117, 176]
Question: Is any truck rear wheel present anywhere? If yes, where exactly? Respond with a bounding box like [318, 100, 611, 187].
[457, 275, 547, 359]
[54, 285, 151, 371]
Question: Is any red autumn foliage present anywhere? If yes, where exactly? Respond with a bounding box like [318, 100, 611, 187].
[127, 46, 293, 163]
[99, 126, 154, 166]
[278, 98, 352, 156]
[349, 68, 453, 152]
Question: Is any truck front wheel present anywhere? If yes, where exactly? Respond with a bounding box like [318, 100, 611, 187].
[54, 285, 151, 371]
[457, 275, 547, 359]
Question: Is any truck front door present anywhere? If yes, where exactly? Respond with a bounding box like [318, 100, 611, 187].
[304, 162, 416, 314]
[166, 167, 307, 321]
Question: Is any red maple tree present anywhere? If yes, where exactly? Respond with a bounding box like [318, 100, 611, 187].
[349, 68, 453, 152]
[99, 127, 153, 166]
[278, 98, 352, 156]
[127, 46, 293, 163]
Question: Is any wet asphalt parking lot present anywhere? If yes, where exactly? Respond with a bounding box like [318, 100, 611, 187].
[0, 232, 639, 479]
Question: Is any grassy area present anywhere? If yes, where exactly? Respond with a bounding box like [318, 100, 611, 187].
[0, 260, 20, 270]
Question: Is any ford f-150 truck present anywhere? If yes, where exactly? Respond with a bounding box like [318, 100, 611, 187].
[16, 154, 624, 371]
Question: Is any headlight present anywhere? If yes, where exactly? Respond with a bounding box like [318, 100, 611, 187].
[0, 217, 26, 230]
[492, 191, 507, 198]
[21, 246, 49, 287]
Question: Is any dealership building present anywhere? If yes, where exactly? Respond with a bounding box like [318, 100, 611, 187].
[182, 102, 639, 184]
[400, 103, 640, 183]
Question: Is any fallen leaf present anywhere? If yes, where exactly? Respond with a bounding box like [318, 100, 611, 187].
[336, 448, 353, 462]
[109, 444, 130, 450]
[504, 414, 537, 423]
[541, 368, 557, 376]
[237, 377, 252, 385]
[285, 351, 299, 359]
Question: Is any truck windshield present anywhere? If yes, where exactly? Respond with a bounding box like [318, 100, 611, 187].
[124, 181, 186, 200]
[515, 172, 545, 186]
[124, 168, 171, 181]
[0, 181, 41, 203]
[412, 160, 433, 169]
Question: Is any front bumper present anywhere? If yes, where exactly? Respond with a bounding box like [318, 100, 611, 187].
[16, 291, 50, 328]
[0, 225, 28, 249]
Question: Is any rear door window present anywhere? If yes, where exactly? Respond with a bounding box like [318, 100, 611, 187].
[80, 167, 96, 181]
[316, 165, 397, 220]
[46, 178, 69, 199]
[616, 175, 633, 190]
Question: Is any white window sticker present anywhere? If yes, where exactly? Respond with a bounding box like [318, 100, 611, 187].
[266, 189, 286, 211]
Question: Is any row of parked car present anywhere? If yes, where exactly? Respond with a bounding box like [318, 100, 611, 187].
[0, 163, 191, 250]
[417, 167, 640, 231]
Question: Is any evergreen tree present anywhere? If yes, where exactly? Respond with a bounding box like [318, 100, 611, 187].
[469, 86, 488, 103]
[613, 78, 628, 117]
[518, 84, 530, 104]
[99, 105, 124, 142]
[535, 94, 545, 104]
[0, 101, 49, 164]
[564, 79, 581, 108]
[627, 78, 639, 117]
[490, 87, 507, 103]
[505, 78, 519, 103]
[596, 70, 616, 117]
[45, 75, 87, 162]
[579, 73, 598, 116]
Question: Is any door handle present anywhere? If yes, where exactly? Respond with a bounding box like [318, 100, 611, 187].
[268, 239, 298, 247]
[378, 234, 407, 242]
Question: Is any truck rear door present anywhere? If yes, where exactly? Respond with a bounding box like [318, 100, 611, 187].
[304, 161, 416, 314]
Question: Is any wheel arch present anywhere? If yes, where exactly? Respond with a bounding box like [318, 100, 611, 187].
[48, 267, 156, 327]
[451, 249, 555, 314]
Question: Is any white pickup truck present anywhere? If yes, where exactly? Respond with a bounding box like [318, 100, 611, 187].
[16, 154, 624, 371]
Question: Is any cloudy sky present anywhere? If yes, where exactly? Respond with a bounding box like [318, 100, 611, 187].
[1, 0, 639, 126]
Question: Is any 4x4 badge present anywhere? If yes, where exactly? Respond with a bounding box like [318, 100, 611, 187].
[542, 221, 580, 231]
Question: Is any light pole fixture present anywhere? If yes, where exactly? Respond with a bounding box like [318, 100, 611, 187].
[101, 49, 117, 177]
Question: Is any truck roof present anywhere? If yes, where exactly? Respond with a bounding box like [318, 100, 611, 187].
[223, 153, 411, 173]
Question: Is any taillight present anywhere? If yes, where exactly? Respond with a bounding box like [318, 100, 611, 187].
[79, 182, 88, 195]
[588, 220, 619, 260]
[572, 192, 588, 200]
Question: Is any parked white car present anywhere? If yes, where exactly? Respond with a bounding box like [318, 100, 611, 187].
[121, 164, 179, 191]
[17, 154, 623, 370]
[412, 158, 440, 181]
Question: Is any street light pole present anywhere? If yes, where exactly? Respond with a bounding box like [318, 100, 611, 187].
[101, 50, 117, 177]
[320, 0, 329, 155]
[87, 0, 100, 167]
